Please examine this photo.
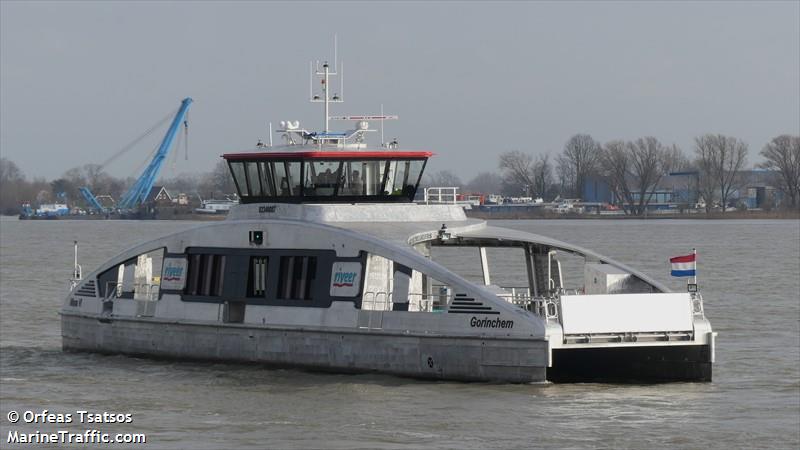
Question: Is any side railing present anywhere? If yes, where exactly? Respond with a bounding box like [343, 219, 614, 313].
[358, 290, 449, 329]
[105, 281, 120, 299]
[360, 291, 440, 313]
[497, 285, 707, 325]
[493, 285, 561, 321]
[690, 291, 705, 318]
[103, 281, 160, 301]
[102, 281, 160, 317]
[133, 283, 160, 302]
[360, 285, 564, 322]
[423, 187, 458, 205]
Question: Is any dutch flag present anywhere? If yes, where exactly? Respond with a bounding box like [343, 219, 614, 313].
[670, 252, 696, 277]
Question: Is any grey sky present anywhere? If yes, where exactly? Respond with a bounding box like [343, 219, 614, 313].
[1, 1, 798, 181]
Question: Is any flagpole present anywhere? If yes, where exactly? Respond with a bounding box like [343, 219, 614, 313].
[693, 247, 697, 287]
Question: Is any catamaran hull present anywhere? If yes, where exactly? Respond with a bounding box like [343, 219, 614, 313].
[61, 313, 549, 383]
[548, 346, 712, 382]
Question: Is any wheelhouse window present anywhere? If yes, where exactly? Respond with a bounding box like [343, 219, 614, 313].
[229, 161, 302, 197]
[277, 256, 317, 300]
[226, 155, 428, 203]
[304, 161, 342, 197]
[257, 161, 277, 196]
[185, 254, 226, 297]
[230, 162, 247, 196]
[386, 160, 425, 197]
[286, 162, 302, 196]
[245, 162, 263, 197]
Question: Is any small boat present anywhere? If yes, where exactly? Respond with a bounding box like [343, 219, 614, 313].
[60, 49, 715, 382]
[194, 199, 238, 214]
[19, 202, 70, 219]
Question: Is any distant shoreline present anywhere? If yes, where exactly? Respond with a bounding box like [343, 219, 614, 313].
[3, 209, 798, 222]
[465, 209, 800, 220]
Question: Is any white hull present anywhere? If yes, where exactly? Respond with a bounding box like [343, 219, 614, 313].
[61, 313, 549, 382]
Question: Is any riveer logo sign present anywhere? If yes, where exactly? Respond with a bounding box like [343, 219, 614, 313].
[329, 262, 362, 297]
[333, 271, 356, 287]
[160, 258, 188, 290]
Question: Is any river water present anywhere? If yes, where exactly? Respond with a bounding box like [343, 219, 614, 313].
[1, 217, 798, 449]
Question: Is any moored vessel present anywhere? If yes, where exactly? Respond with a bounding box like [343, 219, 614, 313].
[194, 198, 238, 214]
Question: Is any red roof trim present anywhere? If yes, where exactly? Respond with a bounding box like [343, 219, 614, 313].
[223, 151, 433, 160]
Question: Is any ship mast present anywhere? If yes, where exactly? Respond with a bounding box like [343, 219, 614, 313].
[310, 35, 343, 133]
[274, 37, 399, 150]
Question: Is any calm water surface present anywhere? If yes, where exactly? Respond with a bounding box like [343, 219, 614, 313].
[1, 217, 798, 449]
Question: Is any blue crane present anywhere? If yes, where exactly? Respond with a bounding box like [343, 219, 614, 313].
[117, 97, 193, 210]
[79, 187, 105, 212]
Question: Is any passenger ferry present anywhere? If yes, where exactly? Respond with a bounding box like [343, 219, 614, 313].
[61, 52, 715, 383]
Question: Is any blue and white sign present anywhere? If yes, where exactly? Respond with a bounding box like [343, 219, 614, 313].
[330, 262, 362, 297]
[161, 257, 188, 290]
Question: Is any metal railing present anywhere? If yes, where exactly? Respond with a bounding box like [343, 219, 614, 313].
[133, 283, 160, 301]
[360, 291, 440, 313]
[424, 187, 458, 205]
[491, 285, 562, 320]
[358, 283, 706, 333]
[104, 281, 119, 300]
[360, 285, 563, 321]
[690, 292, 705, 318]
[103, 281, 160, 301]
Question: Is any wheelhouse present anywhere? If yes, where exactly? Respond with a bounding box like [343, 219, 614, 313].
[223, 151, 431, 203]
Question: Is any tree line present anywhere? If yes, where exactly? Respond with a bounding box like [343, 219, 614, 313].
[425, 133, 799, 214]
[2, 133, 797, 215]
[0, 159, 235, 215]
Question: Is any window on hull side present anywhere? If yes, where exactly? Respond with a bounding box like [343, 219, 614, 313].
[96, 248, 164, 300]
[185, 254, 225, 297]
[247, 256, 268, 298]
[277, 256, 317, 300]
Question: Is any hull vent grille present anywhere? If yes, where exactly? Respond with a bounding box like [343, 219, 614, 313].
[447, 295, 499, 315]
[75, 280, 97, 297]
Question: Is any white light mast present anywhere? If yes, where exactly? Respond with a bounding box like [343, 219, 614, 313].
[310, 35, 343, 133]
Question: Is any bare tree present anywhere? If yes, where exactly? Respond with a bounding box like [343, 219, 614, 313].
[600, 138, 684, 215]
[60, 164, 120, 206]
[498, 151, 555, 199]
[759, 135, 800, 209]
[555, 155, 572, 199]
[465, 171, 502, 194]
[599, 140, 634, 213]
[0, 159, 51, 214]
[533, 154, 554, 200]
[558, 134, 600, 199]
[663, 144, 691, 173]
[694, 154, 717, 212]
[628, 137, 670, 215]
[0, 158, 25, 214]
[498, 151, 535, 196]
[161, 173, 201, 195]
[50, 178, 78, 203]
[424, 170, 463, 188]
[205, 160, 237, 198]
[661, 144, 695, 208]
[694, 134, 748, 213]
